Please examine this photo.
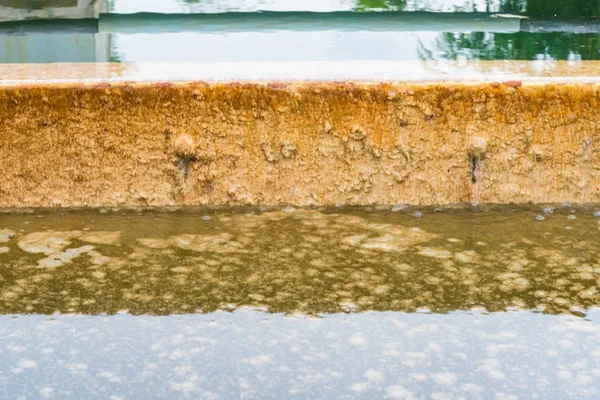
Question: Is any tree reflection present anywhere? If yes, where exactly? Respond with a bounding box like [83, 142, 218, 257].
[354, 0, 407, 11]
[417, 0, 600, 60]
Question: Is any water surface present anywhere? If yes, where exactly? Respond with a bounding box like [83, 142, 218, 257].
[1, 206, 599, 315]
[2, 0, 600, 66]
[1, 206, 600, 398]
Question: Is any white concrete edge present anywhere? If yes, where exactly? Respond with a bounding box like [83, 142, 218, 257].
[2, 61, 600, 85]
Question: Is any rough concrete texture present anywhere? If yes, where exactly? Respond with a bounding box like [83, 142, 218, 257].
[0, 81, 599, 207]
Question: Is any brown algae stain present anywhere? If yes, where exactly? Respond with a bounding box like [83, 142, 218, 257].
[1, 82, 600, 207]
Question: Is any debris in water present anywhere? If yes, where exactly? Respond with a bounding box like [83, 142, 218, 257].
[0, 229, 16, 243]
[412, 211, 423, 218]
[567, 215, 576, 220]
[535, 215, 545, 221]
[543, 207, 553, 214]
[391, 204, 407, 212]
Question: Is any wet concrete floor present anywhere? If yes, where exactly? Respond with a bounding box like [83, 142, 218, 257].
[1, 205, 599, 398]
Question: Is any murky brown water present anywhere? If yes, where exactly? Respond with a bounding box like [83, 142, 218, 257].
[2, 206, 600, 399]
[1, 205, 599, 316]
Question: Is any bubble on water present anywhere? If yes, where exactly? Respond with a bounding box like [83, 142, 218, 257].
[567, 215, 576, 220]
[477, 358, 505, 380]
[341, 234, 368, 246]
[335, 203, 342, 208]
[66, 363, 89, 375]
[7, 345, 25, 353]
[594, 211, 600, 218]
[410, 373, 428, 381]
[455, 250, 479, 263]
[432, 372, 457, 386]
[202, 216, 211, 221]
[535, 215, 545, 221]
[498, 273, 529, 291]
[459, 383, 483, 395]
[348, 334, 367, 346]
[364, 369, 384, 383]
[578, 287, 598, 299]
[91, 271, 106, 279]
[386, 385, 414, 399]
[543, 207, 553, 214]
[99, 371, 121, 383]
[80, 231, 121, 245]
[88, 250, 110, 266]
[19, 231, 78, 254]
[169, 380, 196, 393]
[17, 360, 37, 370]
[418, 247, 452, 259]
[37, 245, 95, 269]
[413, 211, 423, 218]
[283, 205, 295, 212]
[349, 382, 369, 393]
[391, 204, 407, 212]
[340, 302, 359, 313]
[0, 229, 16, 243]
[247, 354, 274, 367]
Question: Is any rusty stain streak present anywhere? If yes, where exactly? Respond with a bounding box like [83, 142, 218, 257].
[0, 81, 599, 207]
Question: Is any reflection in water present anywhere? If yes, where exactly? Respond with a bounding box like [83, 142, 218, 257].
[0, 0, 112, 63]
[420, 31, 600, 61]
[0, 0, 600, 63]
[419, 0, 600, 61]
[416, 0, 600, 61]
[0, 33, 112, 63]
[0, 0, 106, 22]
[1, 207, 599, 316]
[1, 310, 599, 398]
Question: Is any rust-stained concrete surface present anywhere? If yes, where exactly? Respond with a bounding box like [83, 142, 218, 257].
[1, 81, 599, 207]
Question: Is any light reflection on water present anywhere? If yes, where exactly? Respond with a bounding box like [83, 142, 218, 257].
[1, 309, 599, 399]
[1, 0, 600, 64]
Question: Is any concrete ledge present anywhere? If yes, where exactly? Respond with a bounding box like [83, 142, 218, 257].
[4, 61, 600, 84]
[1, 79, 599, 207]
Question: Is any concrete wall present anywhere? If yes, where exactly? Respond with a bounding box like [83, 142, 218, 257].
[1, 81, 599, 208]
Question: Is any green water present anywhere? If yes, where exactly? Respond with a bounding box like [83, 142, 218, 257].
[2, 0, 600, 63]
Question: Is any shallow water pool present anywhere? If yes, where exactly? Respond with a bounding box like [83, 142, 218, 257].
[1, 206, 599, 398]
